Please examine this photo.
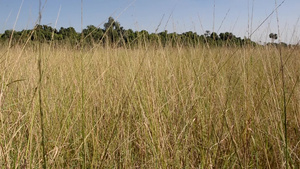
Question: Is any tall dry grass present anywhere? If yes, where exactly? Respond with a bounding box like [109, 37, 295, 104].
[0, 44, 299, 168]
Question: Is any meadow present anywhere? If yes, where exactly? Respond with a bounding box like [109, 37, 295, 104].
[0, 43, 299, 168]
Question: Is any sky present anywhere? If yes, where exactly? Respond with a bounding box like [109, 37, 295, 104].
[0, 0, 299, 44]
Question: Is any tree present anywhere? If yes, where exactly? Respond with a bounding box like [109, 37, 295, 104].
[33, 25, 56, 42]
[123, 29, 135, 44]
[204, 30, 211, 38]
[210, 32, 219, 40]
[104, 17, 119, 31]
[0, 20, 260, 48]
[224, 32, 233, 40]
[0, 30, 22, 44]
[219, 33, 225, 40]
[1, 30, 13, 39]
[103, 17, 122, 45]
[82, 25, 103, 44]
[58, 27, 79, 45]
[158, 30, 168, 46]
[269, 33, 278, 43]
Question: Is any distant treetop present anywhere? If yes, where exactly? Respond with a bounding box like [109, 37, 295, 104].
[0, 17, 259, 48]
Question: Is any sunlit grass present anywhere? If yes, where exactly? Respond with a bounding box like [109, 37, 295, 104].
[0, 44, 299, 168]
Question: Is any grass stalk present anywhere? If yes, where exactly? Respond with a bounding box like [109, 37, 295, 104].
[80, 1, 87, 168]
[38, 1, 47, 168]
[278, 44, 288, 168]
[275, 0, 288, 167]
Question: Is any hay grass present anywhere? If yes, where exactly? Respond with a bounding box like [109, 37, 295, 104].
[0, 44, 299, 168]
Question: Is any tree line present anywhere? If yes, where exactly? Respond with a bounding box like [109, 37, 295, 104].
[0, 17, 260, 48]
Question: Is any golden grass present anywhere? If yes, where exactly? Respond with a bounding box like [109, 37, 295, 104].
[0, 44, 299, 168]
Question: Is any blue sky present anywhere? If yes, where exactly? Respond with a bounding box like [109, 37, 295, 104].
[0, 0, 299, 43]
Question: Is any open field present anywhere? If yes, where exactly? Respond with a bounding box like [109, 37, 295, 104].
[0, 44, 299, 168]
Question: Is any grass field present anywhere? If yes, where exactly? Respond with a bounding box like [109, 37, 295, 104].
[0, 44, 299, 168]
